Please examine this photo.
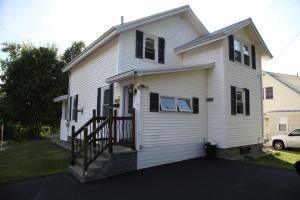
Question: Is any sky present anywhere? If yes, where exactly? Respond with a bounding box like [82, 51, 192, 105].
[0, 0, 300, 75]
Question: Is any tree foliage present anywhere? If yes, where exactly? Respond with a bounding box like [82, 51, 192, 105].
[61, 41, 85, 64]
[0, 41, 84, 140]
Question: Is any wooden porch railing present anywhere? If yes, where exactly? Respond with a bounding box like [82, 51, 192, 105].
[71, 108, 135, 175]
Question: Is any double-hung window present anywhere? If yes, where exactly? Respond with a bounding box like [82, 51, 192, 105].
[144, 35, 156, 61]
[243, 45, 250, 66]
[178, 98, 192, 112]
[265, 87, 273, 99]
[160, 96, 176, 111]
[234, 40, 241, 62]
[236, 90, 244, 114]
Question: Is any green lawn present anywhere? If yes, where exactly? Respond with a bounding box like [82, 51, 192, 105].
[245, 149, 300, 170]
[0, 139, 70, 185]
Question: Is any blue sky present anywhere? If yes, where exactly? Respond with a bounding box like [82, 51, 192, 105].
[0, 0, 299, 75]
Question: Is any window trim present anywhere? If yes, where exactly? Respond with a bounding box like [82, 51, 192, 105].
[265, 87, 273, 100]
[243, 44, 250, 66]
[234, 39, 242, 63]
[230, 36, 253, 68]
[177, 98, 193, 112]
[279, 117, 288, 132]
[236, 88, 245, 115]
[143, 34, 158, 62]
[159, 96, 177, 112]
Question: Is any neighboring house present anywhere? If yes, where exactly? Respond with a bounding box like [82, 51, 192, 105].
[54, 5, 272, 181]
[262, 71, 300, 140]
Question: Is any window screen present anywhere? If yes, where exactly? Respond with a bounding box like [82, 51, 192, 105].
[160, 96, 176, 111]
[178, 99, 192, 112]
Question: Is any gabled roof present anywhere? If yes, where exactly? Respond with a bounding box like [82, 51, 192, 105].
[106, 63, 215, 83]
[62, 5, 208, 72]
[175, 18, 273, 60]
[263, 71, 300, 94]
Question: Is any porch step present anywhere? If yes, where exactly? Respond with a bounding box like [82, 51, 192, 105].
[69, 145, 137, 182]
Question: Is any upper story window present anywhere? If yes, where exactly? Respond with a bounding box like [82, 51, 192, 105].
[243, 45, 250, 66]
[265, 87, 273, 99]
[144, 36, 156, 60]
[234, 40, 241, 62]
[228, 35, 256, 70]
[135, 30, 165, 64]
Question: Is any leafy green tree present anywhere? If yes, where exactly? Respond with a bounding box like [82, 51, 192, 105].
[0, 43, 67, 139]
[61, 41, 85, 64]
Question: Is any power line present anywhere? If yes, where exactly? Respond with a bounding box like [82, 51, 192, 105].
[277, 30, 300, 58]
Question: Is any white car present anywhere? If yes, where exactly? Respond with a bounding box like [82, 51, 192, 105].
[271, 129, 300, 150]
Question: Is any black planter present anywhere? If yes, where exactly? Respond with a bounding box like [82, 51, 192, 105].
[205, 143, 217, 159]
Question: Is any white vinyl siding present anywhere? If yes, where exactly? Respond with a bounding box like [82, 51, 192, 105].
[181, 41, 226, 148]
[223, 29, 263, 148]
[137, 70, 208, 169]
[118, 14, 202, 73]
[263, 73, 300, 113]
[68, 38, 120, 136]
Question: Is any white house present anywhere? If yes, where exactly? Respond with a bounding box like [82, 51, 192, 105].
[54, 5, 272, 181]
[262, 71, 300, 140]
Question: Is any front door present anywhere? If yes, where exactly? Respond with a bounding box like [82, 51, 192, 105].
[123, 85, 133, 116]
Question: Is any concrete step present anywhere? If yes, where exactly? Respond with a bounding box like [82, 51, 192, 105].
[69, 165, 97, 183]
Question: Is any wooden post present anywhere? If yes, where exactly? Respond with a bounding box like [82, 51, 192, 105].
[113, 109, 117, 144]
[71, 126, 75, 165]
[108, 83, 114, 154]
[108, 107, 113, 153]
[92, 109, 96, 148]
[83, 127, 88, 176]
[131, 108, 136, 150]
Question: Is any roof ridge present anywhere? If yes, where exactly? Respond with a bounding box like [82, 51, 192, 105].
[265, 71, 300, 78]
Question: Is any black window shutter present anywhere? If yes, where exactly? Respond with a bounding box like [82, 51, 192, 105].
[192, 97, 199, 114]
[245, 89, 250, 116]
[97, 87, 101, 118]
[251, 45, 256, 69]
[135, 30, 143, 59]
[109, 83, 114, 107]
[150, 92, 159, 112]
[228, 35, 234, 61]
[231, 86, 236, 115]
[158, 37, 165, 64]
[69, 96, 72, 121]
[73, 95, 78, 122]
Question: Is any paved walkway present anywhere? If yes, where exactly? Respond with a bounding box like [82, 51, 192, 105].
[0, 158, 299, 200]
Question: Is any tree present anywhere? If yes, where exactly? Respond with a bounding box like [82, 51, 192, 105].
[61, 41, 85, 64]
[0, 43, 68, 139]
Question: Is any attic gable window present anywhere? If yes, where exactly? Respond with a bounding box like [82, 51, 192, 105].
[144, 36, 156, 61]
[234, 40, 241, 62]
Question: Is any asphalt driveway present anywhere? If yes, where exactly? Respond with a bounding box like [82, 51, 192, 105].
[0, 158, 299, 200]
